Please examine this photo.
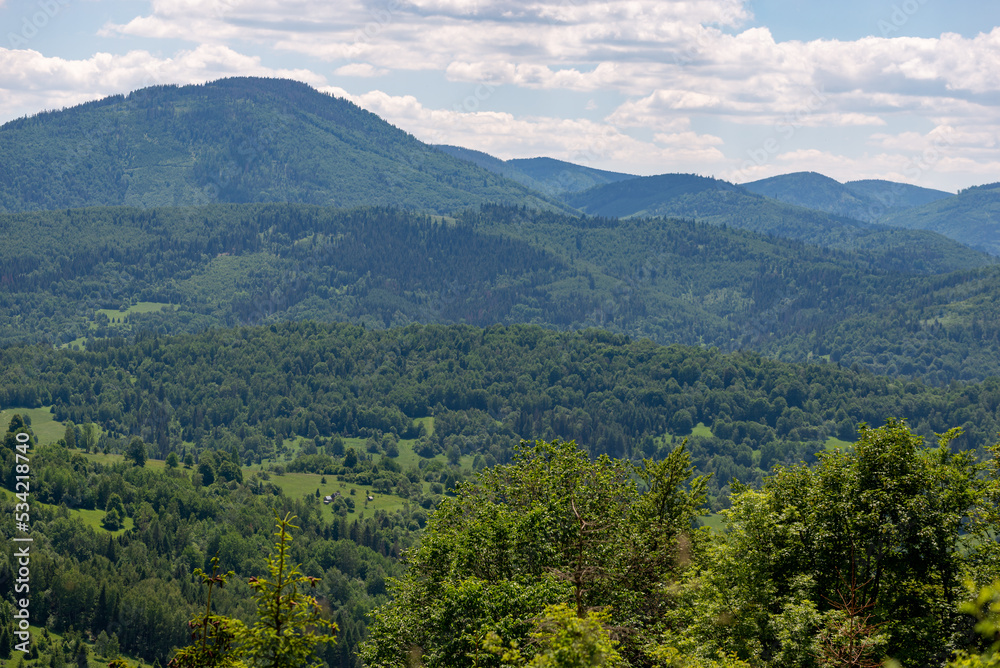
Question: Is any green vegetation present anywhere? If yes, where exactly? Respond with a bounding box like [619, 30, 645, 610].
[362, 426, 1000, 667]
[0, 414, 406, 668]
[437, 145, 636, 197]
[7, 322, 1000, 508]
[882, 182, 1000, 255]
[3, 75, 1000, 668]
[742, 171, 951, 223]
[564, 174, 986, 267]
[5, 201, 1000, 383]
[0, 78, 557, 215]
[168, 513, 337, 668]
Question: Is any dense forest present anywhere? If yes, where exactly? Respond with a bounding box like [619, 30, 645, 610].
[0, 415, 409, 668]
[0, 78, 556, 215]
[5, 322, 1000, 510]
[3, 413, 997, 667]
[1, 76, 999, 668]
[4, 202, 1000, 384]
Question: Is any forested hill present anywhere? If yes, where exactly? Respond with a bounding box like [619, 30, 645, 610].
[435, 145, 636, 197]
[565, 172, 979, 255]
[4, 203, 1000, 383]
[5, 322, 1000, 509]
[743, 171, 952, 222]
[0, 77, 557, 214]
[881, 181, 1000, 255]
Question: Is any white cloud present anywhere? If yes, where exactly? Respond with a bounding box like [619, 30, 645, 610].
[4, 0, 1000, 190]
[97, 1, 1000, 128]
[334, 62, 388, 77]
[0, 45, 326, 120]
[319, 85, 726, 174]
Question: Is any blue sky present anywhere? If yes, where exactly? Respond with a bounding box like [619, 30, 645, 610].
[1, 0, 998, 192]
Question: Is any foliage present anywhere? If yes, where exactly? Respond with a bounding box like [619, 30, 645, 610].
[481, 603, 626, 668]
[7, 322, 1000, 511]
[0, 77, 554, 215]
[126, 437, 147, 467]
[564, 174, 987, 270]
[238, 512, 337, 668]
[4, 200, 1000, 386]
[168, 558, 245, 668]
[169, 513, 337, 668]
[944, 580, 1000, 667]
[361, 438, 709, 668]
[690, 420, 985, 667]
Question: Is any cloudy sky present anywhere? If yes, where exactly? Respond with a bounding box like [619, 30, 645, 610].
[1, 0, 998, 192]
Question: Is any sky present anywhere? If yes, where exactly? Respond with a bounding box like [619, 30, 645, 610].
[1, 0, 999, 192]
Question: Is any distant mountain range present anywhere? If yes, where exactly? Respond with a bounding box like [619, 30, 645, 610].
[3, 76, 995, 258]
[437, 144, 995, 260]
[4, 76, 1000, 383]
[434, 145, 635, 197]
[742, 171, 952, 222]
[880, 182, 1000, 255]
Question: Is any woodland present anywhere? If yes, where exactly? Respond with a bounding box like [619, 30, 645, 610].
[0, 77, 998, 668]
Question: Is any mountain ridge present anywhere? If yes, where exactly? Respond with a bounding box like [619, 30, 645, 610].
[0, 77, 563, 214]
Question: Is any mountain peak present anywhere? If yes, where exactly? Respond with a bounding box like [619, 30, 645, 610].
[0, 77, 556, 214]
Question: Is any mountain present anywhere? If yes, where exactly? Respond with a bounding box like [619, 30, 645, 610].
[566, 173, 738, 217]
[435, 145, 635, 197]
[743, 172, 875, 221]
[880, 182, 1000, 255]
[5, 201, 1000, 383]
[505, 156, 636, 194]
[742, 172, 952, 222]
[564, 173, 990, 267]
[0, 77, 559, 214]
[845, 179, 953, 210]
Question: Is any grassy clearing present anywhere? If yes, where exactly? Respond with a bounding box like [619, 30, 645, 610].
[414, 416, 434, 435]
[60, 335, 89, 350]
[0, 487, 134, 535]
[23, 625, 153, 668]
[383, 438, 433, 470]
[690, 422, 713, 438]
[1, 406, 65, 445]
[824, 436, 854, 451]
[96, 301, 175, 322]
[81, 451, 168, 471]
[698, 513, 726, 532]
[263, 472, 410, 517]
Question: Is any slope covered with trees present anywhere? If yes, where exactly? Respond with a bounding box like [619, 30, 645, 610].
[0, 77, 557, 214]
[566, 174, 983, 260]
[4, 203, 1000, 383]
[881, 182, 1000, 255]
[743, 171, 951, 222]
[362, 427, 1000, 668]
[6, 322, 1000, 510]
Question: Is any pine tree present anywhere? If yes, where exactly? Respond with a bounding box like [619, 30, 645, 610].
[169, 513, 337, 668]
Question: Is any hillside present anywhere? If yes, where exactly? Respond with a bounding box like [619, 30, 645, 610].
[5, 321, 1000, 666]
[7, 322, 1000, 505]
[845, 178, 953, 209]
[3, 202, 1000, 382]
[0, 77, 558, 214]
[435, 145, 636, 197]
[880, 182, 1000, 255]
[743, 171, 876, 221]
[742, 171, 951, 222]
[565, 173, 992, 262]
